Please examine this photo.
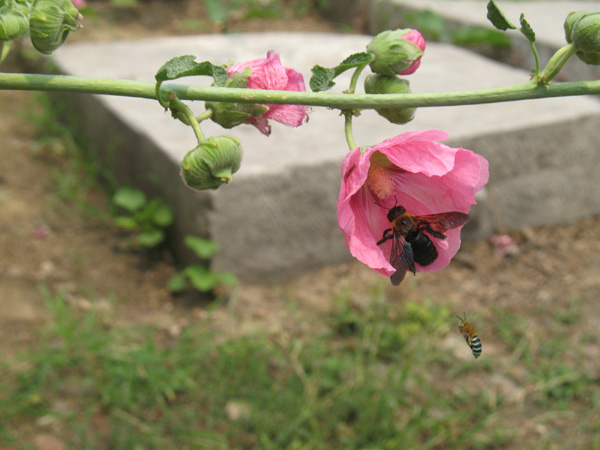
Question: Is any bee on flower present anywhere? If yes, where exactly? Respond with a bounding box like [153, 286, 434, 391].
[337, 130, 489, 285]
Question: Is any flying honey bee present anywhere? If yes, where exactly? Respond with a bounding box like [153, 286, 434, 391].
[376, 203, 469, 285]
[456, 313, 482, 359]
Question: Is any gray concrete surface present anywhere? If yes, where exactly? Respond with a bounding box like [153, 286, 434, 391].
[52, 29, 600, 281]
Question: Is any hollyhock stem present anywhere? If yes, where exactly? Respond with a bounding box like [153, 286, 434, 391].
[348, 63, 368, 94]
[196, 109, 213, 123]
[529, 40, 540, 75]
[170, 97, 205, 143]
[1, 72, 600, 108]
[342, 63, 369, 151]
[538, 43, 577, 84]
[344, 110, 356, 150]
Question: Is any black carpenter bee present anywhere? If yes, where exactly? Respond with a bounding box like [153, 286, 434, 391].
[376, 204, 469, 285]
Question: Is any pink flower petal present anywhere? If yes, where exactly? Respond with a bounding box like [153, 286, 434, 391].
[398, 30, 426, 75]
[226, 51, 309, 134]
[337, 130, 489, 283]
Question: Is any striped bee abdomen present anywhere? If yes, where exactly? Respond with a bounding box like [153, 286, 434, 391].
[456, 314, 482, 359]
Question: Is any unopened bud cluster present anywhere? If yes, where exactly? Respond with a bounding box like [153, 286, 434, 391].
[0, 0, 82, 54]
[364, 29, 425, 125]
[565, 11, 600, 65]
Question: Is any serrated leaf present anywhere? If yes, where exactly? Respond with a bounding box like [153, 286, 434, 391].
[340, 52, 374, 67]
[309, 65, 337, 92]
[519, 13, 535, 43]
[184, 265, 217, 292]
[309, 52, 374, 92]
[113, 187, 146, 212]
[487, 0, 516, 31]
[155, 55, 228, 86]
[137, 229, 165, 248]
[184, 235, 219, 259]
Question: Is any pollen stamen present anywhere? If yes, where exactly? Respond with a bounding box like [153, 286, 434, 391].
[367, 166, 395, 200]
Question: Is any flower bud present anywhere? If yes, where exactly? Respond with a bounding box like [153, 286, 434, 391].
[364, 74, 416, 124]
[565, 11, 600, 65]
[0, 1, 30, 41]
[180, 136, 243, 191]
[367, 29, 426, 76]
[205, 67, 270, 129]
[29, 0, 81, 54]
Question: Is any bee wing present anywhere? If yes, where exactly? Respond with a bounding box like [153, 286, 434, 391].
[415, 212, 469, 235]
[389, 232, 415, 286]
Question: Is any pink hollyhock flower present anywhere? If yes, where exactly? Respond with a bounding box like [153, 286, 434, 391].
[337, 130, 489, 284]
[398, 30, 426, 75]
[226, 50, 308, 136]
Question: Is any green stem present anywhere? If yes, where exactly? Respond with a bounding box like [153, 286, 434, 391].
[196, 109, 213, 123]
[1, 72, 600, 109]
[529, 40, 540, 75]
[538, 43, 577, 83]
[170, 97, 204, 143]
[344, 111, 356, 150]
[343, 63, 368, 151]
[348, 63, 367, 94]
[155, 81, 170, 108]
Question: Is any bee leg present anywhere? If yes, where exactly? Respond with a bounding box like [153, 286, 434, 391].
[377, 228, 393, 246]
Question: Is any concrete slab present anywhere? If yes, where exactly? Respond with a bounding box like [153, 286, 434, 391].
[52, 33, 600, 281]
[369, 0, 600, 80]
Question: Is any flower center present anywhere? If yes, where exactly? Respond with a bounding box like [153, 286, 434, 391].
[366, 166, 395, 200]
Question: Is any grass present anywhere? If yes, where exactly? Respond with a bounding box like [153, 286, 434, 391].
[1, 286, 598, 450]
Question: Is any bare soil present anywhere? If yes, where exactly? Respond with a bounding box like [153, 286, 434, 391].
[1, 2, 599, 447]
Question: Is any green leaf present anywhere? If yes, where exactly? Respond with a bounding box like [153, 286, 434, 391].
[136, 229, 165, 248]
[167, 272, 189, 293]
[451, 27, 512, 48]
[309, 66, 337, 92]
[309, 52, 374, 92]
[519, 13, 535, 43]
[404, 9, 447, 41]
[340, 52, 374, 67]
[113, 187, 146, 212]
[151, 203, 174, 228]
[184, 265, 217, 292]
[214, 271, 237, 286]
[487, 0, 516, 31]
[184, 235, 219, 259]
[155, 55, 228, 87]
[113, 216, 139, 230]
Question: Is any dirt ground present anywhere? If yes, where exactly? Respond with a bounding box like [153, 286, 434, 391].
[1, 0, 599, 387]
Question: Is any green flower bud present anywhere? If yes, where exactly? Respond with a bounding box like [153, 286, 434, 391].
[366, 29, 425, 76]
[205, 67, 269, 129]
[565, 11, 600, 65]
[364, 74, 416, 125]
[0, 0, 30, 41]
[29, 0, 81, 54]
[180, 136, 243, 191]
